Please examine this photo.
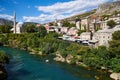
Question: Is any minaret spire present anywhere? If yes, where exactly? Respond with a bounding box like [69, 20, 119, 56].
[13, 11, 16, 34]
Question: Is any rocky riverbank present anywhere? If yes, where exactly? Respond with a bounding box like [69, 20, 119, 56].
[53, 53, 120, 80]
[0, 65, 8, 80]
[110, 73, 120, 80]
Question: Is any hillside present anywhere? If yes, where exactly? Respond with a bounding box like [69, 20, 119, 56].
[0, 18, 13, 26]
[96, 1, 120, 15]
[65, 9, 96, 21]
[63, 1, 120, 21]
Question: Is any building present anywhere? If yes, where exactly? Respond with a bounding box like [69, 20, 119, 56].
[67, 27, 78, 36]
[80, 32, 91, 40]
[60, 27, 68, 34]
[93, 25, 120, 47]
[75, 17, 80, 29]
[101, 16, 120, 30]
[11, 22, 23, 34]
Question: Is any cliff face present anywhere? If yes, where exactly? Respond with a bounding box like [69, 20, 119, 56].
[96, 1, 120, 15]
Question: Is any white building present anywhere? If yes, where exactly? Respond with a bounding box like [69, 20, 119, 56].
[81, 18, 88, 30]
[67, 27, 78, 36]
[93, 25, 120, 47]
[60, 27, 68, 34]
[101, 16, 120, 30]
[11, 22, 23, 34]
[80, 32, 91, 40]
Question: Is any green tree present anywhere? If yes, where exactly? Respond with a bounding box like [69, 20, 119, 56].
[0, 51, 9, 65]
[109, 30, 120, 57]
[109, 58, 120, 72]
[0, 25, 11, 33]
[37, 26, 47, 37]
[112, 30, 120, 40]
[107, 20, 116, 29]
[62, 20, 70, 27]
[23, 24, 36, 33]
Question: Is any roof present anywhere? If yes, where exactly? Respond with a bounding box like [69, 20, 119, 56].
[81, 32, 91, 35]
[97, 29, 113, 33]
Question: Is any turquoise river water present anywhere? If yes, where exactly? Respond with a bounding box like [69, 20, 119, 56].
[0, 46, 112, 80]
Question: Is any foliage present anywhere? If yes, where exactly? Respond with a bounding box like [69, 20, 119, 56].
[36, 26, 47, 37]
[0, 27, 120, 72]
[109, 58, 120, 72]
[0, 25, 11, 33]
[22, 24, 36, 33]
[107, 20, 116, 29]
[112, 30, 120, 40]
[0, 50, 9, 64]
[77, 30, 86, 35]
[62, 20, 70, 27]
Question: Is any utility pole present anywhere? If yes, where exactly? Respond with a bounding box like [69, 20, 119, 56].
[13, 11, 16, 34]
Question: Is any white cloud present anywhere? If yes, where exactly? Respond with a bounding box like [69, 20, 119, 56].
[37, 0, 109, 14]
[23, 14, 67, 23]
[0, 14, 13, 20]
[23, 0, 110, 23]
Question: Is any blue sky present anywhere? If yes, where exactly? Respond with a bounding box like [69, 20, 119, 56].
[0, 0, 116, 24]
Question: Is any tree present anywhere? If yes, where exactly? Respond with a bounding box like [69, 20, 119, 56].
[109, 30, 120, 57]
[112, 30, 120, 40]
[0, 25, 11, 33]
[37, 26, 47, 37]
[0, 51, 9, 65]
[109, 58, 120, 72]
[62, 20, 70, 27]
[23, 24, 36, 33]
[107, 20, 116, 29]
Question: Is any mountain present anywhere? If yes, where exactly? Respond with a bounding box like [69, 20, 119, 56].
[0, 18, 13, 26]
[65, 9, 96, 21]
[96, 1, 120, 15]
[62, 1, 120, 21]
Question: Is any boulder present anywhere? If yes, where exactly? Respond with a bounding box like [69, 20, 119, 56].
[110, 73, 120, 80]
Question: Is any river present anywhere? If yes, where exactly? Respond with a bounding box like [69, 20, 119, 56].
[0, 46, 112, 80]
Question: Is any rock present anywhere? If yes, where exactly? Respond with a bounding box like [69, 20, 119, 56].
[66, 55, 73, 64]
[29, 52, 35, 54]
[110, 73, 120, 80]
[94, 75, 100, 80]
[38, 51, 42, 55]
[45, 60, 49, 63]
[0, 66, 8, 80]
[53, 54, 65, 62]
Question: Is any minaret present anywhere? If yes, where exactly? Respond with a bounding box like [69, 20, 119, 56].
[13, 11, 16, 34]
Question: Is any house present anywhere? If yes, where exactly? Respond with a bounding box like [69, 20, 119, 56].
[80, 32, 91, 40]
[75, 17, 81, 29]
[81, 18, 88, 30]
[93, 25, 120, 47]
[101, 16, 120, 30]
[67, 27, 78, 36]
[60, 27, 68, 34]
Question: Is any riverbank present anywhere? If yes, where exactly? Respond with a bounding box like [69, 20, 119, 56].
[0, 65, 8, 80]
[0, 33, 119, 80]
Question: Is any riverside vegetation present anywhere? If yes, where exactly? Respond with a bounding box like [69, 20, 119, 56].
[0, 50, 9, 80]
[0, 26, 120, 73]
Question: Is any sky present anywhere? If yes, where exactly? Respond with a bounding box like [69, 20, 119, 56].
[0, 0, 117, 24]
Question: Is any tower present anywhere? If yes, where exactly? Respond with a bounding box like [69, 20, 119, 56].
[13, 12, 16, 34]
